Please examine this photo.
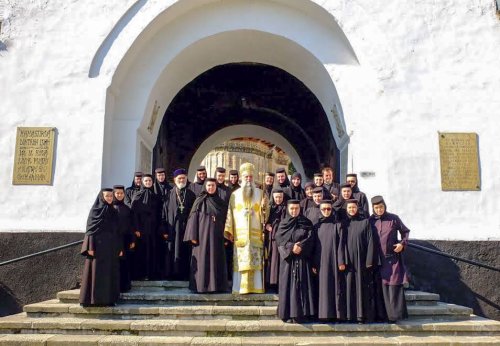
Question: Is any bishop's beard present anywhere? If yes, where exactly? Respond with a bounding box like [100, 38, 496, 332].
[242, 181, 254, 205]
[176, 182, 186, 189]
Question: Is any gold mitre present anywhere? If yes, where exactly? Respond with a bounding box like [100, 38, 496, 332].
[239, 162, 255, 176]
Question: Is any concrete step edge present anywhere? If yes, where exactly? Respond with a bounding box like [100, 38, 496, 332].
[24, 301, 470, 317]
[1, 334, 500, 345]
[1, 316, 499, 333]
[57, 289, 440, 302]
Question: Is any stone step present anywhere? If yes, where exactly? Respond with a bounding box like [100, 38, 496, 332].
[1, 314, 498, 337]
[1, 334, 500, 345]
[130, 280, 189, 291]
[24, 300, 472, 321]
[57, 288, 440, 306]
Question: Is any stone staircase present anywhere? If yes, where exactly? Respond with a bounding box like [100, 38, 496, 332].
[0, 281, 499, 345]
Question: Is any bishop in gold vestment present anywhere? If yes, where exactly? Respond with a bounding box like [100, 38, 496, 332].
[224, 163, 268, 294]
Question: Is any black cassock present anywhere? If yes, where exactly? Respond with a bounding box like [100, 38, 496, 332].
[324, 182, 340, 201]
[163, 186, 196, 280]
[216, 183, 231, 205]
[352, 185, 370, 218]
[285, 185, 305, 201]
[276, 214, 316, 321]
[216, 182, 233, 281]
[300, 197, 314, 213]
[304, 204, 322, 226]
[153, 180, 171, 279]
[188, 180, 205, 197]
[344, 214, 377, 322]
[314, 216, 346, 320]
[130, 185, 161, 280]
[125, 182, 141, 207]
[154, 180, 172, 202]
[113, 199, 136, 292]
[264, 201, 287, 291]
[80, 191, 121, 306]
[183, 191, 229, 293]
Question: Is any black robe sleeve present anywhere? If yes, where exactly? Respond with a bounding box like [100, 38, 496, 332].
[365, 221, 375, 268]
[183, 210, 200, 243]
[81, 234, 95, 256]
[337, 223, 346, 267]
[278, 242, 294, 261]
[396, 215, 410, 247]
[298, 226, 315, 258]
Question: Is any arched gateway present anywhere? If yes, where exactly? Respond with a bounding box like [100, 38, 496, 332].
[98, 0, 357, 187]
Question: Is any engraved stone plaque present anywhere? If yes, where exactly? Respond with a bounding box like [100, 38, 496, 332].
[438, 132, 480, 191]
[13, 127, 56, 185]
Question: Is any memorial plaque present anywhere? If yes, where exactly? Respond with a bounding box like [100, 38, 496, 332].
[13, 127, 56, 185]
[438, 132, 480, 191]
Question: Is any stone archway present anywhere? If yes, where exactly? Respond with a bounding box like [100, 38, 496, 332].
[99, 0, 356, 187]
[152, 63, 337, 180]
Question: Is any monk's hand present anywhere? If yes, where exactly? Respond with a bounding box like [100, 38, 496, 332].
[191, 240, 198, 245]
[135, 231, 141, 238]
[163, 233, 169, 240]
[292, 243, 302, 255]
[312, 267, 318, 275]
[338, 264, 346, 271]
[119, 251, 124, 257]
[393, 243, 404, 253]
[129, 242, 136, 250]
[265, 224, 272, 232]
[88, 250, 95, 257]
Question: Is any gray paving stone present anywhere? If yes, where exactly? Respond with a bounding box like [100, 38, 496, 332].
[0, 333, 55, 345]
[46, 334, 105, 345]
[131, 320, 178, 331]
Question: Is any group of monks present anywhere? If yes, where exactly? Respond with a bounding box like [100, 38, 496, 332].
[79, 163, 410, 325]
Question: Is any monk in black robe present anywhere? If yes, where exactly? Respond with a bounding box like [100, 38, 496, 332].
[333, 183, 355, 220]
[304, 186, 323, 226]
[130, 174, 161, 280]
[263, 172, 275, 199]
[79, 188, 122, 306]
[264, 188, 288, 292]
[125, 172, 142, 207]
[153, 167, 171, 278]
[214, 167, 231, 204]
[322, 166, 340, 201]
[153, 168, 172, 202]
[300, 182, 315, 212]
[227, 170, 240, 192]
[314, 173, 333, 200]
[112, 185, 136, 292]
[183, 178, 229, 293]
[343, 199, 377, 323]
[163, 168, 196, 280]
[188, 166, 207, 197]
[276, 200, 316, 323]
[370, 195, 409, 323]
[274, 168, 290, 190]
[214, 167, 233, 280]
[346, 173, 370, 218]
[313, 200, 347, 321]
[285, 172, 305, 200]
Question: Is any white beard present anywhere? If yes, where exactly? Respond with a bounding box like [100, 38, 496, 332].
[242, 181, 254, 204]
[176, 182, 186, 189]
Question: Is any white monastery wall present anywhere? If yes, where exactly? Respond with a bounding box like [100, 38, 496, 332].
[0, 0, 499, 240]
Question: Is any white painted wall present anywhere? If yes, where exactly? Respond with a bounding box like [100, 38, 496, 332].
[0, 0, 499, 240]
